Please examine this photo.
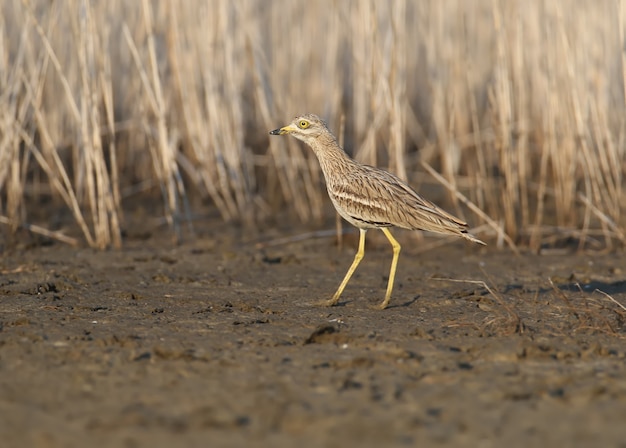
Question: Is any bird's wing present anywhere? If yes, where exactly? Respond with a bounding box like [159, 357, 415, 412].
[331, 165, 469, 235]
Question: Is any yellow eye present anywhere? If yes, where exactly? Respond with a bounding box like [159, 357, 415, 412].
[298, 120, 310, 129]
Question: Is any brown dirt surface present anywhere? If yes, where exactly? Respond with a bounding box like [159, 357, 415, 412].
[1, 223, 626, 448]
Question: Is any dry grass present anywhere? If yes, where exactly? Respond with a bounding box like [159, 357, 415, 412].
[0, 0, 625, 249]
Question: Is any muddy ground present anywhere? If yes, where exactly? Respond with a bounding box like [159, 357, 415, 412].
[1, 219, 626, 448]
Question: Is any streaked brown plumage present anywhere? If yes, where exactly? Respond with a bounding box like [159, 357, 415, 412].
[270, 114, 484, 309]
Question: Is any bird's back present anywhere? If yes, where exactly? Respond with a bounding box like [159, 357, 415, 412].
[326, 161, 473, 238]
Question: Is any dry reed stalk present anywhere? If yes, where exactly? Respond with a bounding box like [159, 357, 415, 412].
[351, 2, 391, 170]
[22, 2, 96, 246]
[511, 9, 530, 233]
[8, 1, 125, 249]
[432, 274, 524, 335]
[1, 1, 624, 249]
[0, 215, 79, 246]
[173, 1, 259, 225]
[594, 289, 626, 313]
[143, 0, 183, 237]
[490, 0, 512, 237]
[75, 0, 120, 248]
[577, 193, 626, 244]
[389, 0, 408, 182]
[0, 39, 29, 233]
[549, 278, 625, 335]
[166, 3, 234, 222]
[421, 160, 518, 254]
[168, 10, 213, 210]
[99, 15, 123, 248]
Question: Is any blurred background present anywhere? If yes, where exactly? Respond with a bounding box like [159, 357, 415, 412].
[1, 0, 625, 250]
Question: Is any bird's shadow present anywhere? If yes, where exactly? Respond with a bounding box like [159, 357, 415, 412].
[328, 301, 349, 307]
[385, 295, 420, 309]
[316, 295, 419, 309]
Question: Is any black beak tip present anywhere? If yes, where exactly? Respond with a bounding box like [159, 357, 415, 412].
[269, 128, 281, 135]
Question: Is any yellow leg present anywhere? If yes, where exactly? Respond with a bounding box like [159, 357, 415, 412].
[378, 228, 401, 309]
[323, 228, 367, 306]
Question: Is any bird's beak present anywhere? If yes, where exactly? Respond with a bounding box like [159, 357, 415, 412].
[269, 124, 296, 135]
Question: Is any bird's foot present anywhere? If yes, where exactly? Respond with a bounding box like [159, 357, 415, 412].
[317, 297, 340, 307]
[372, 298, 391, 310]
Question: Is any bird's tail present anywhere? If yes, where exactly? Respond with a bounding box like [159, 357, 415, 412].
[461, 230, 486, 246]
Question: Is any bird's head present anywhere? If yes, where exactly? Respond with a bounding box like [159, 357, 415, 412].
[269, 114, 328, 145]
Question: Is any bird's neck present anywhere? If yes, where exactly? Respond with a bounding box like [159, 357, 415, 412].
[308, 134, 354, 181]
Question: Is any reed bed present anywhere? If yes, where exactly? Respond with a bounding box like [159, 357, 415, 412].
[0, 0, 624, 250]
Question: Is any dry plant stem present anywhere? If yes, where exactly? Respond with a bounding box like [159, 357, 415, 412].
[124, 3, 187, 241]
[389, 0, 407, 182]
[0, 215, 79, 246]
[166, 4, 232, 222]
[141, 0, 182, 238]
[76, 1, 121, 249]
[17, 110, 96, 247]
[491, 0, 516, 239]
[3, 2, 626, 247]
[548, 277, 580, 320]
[23, 1, 120, 249]
[254, 229, 349, 250]
[99, 19, 122, 248]
[478, 265, 518, 318]
[594, 289, 626, 312]
[431, 277, 498, 299]
[2, 72, 30, 233]
[421, 161, 518, 254]
[577, 193, 626, 243]
[22, 2, 96, 246]
[0, 12, 31, 230]
[431, 275, 522, 332]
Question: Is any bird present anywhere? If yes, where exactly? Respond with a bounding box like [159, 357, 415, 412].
[269, 114, 485, 309]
